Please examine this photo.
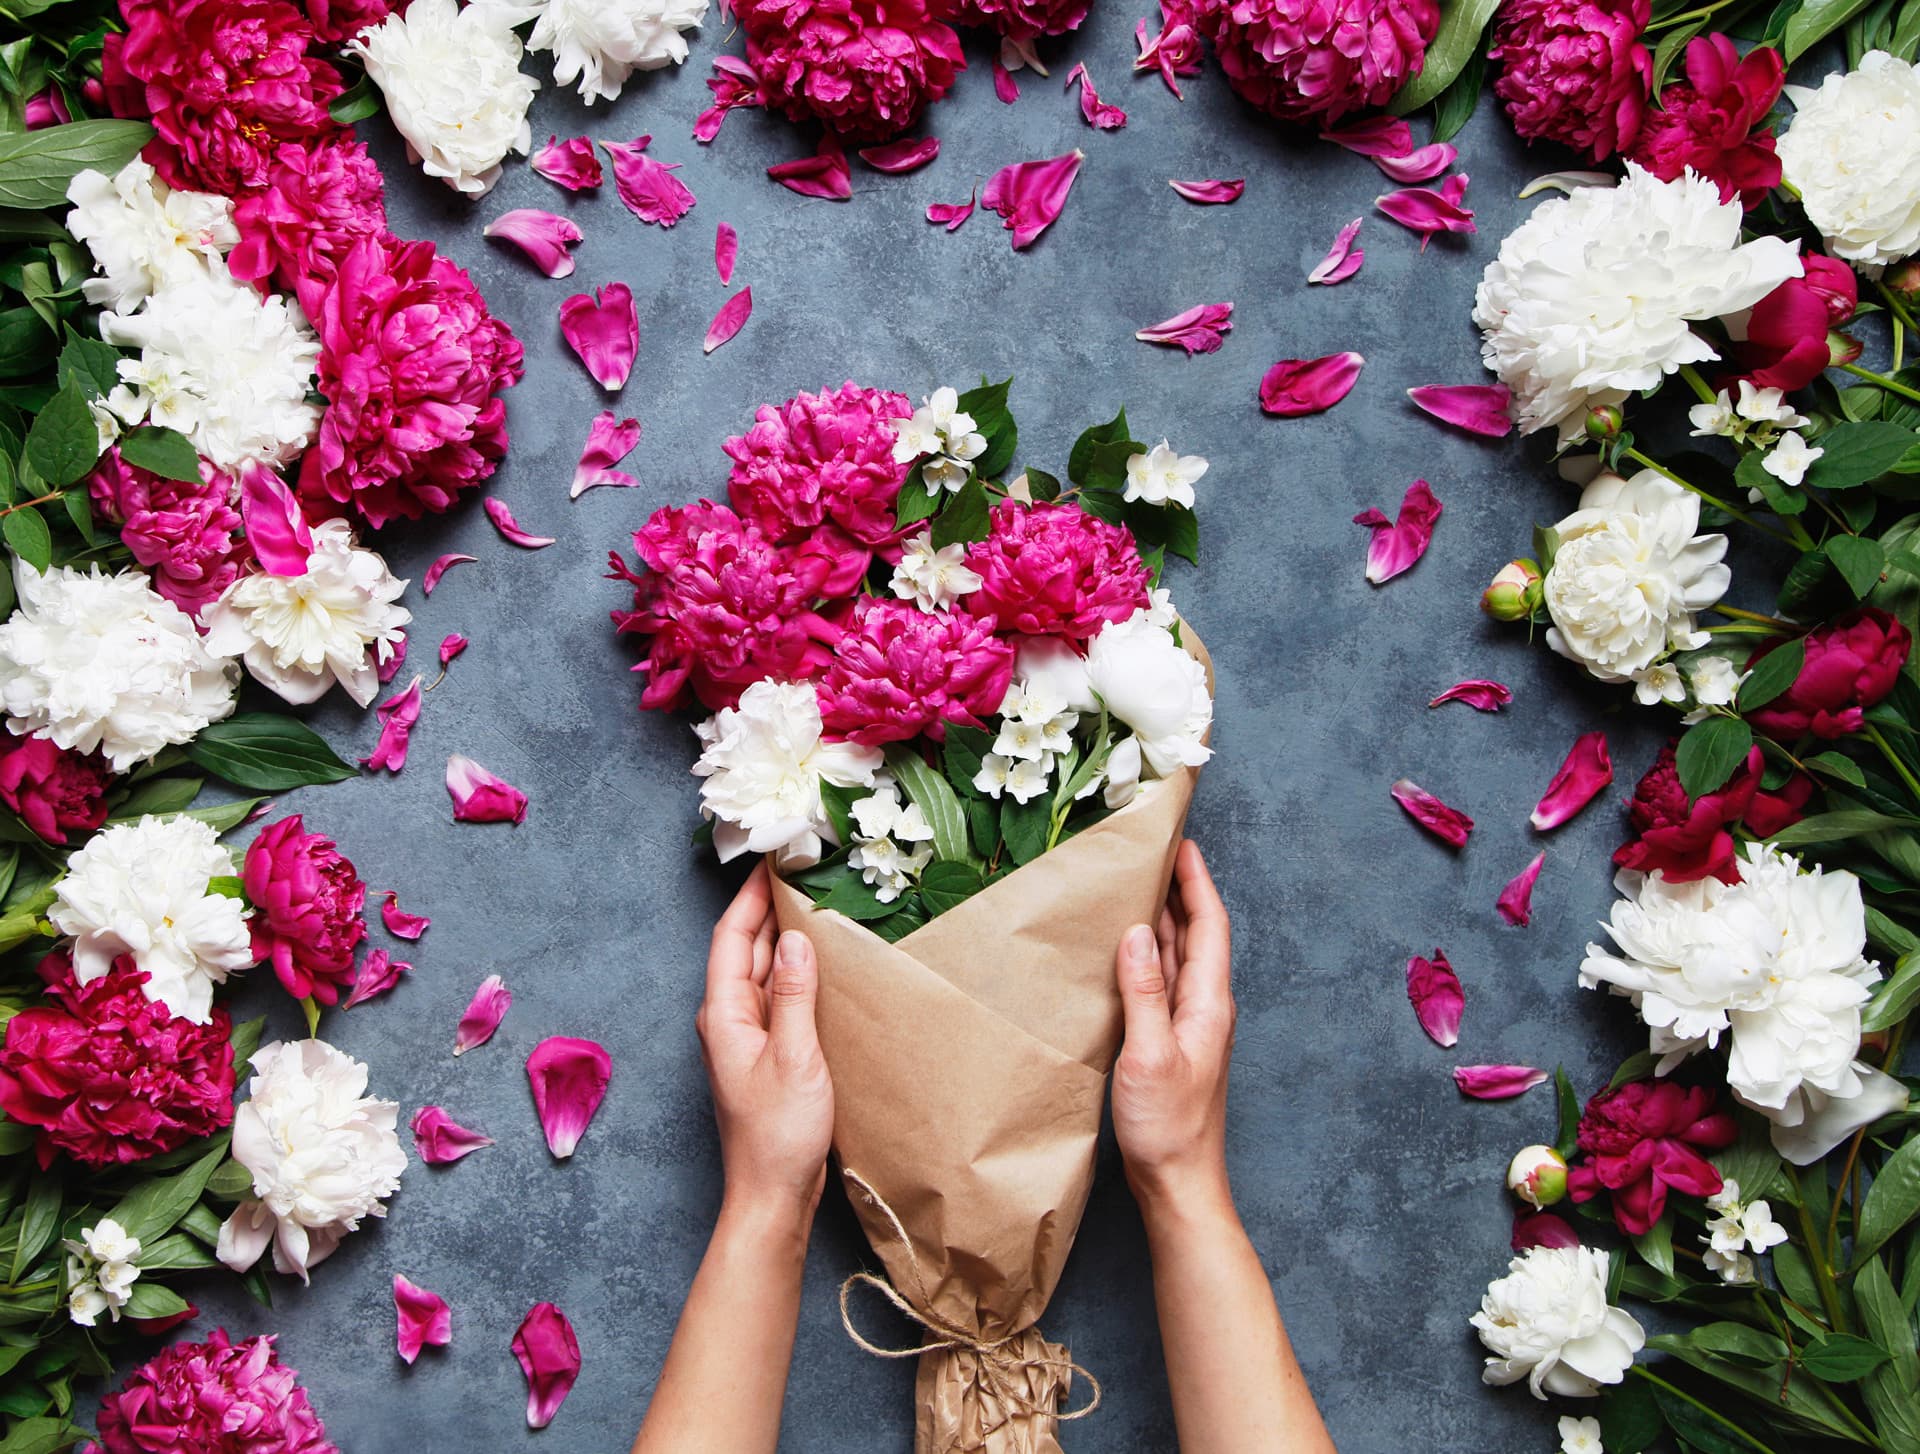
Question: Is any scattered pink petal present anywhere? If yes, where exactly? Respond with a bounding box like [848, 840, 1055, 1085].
[412, 1105, 495, 1164]
[238, 463, 311, 576]
[926, 189, 976, 232]
[484, 497, 555, 550]
[376, 633, 408, 685]
[1429, 679, 1512, 711]
[1455, 1065, 1549, 1100]
[1512, 1211, 1581, 1251]
[423, 553, 476, 596]
[768, 133, 851, 200]
[1135, 302, 1233, 356]
[1407, 383, 1514, 438]
[1168, 177, 1244, 204]
[381, 891, 429, 941]
[1497, 851, 1546, 927]
[527, 1036, 611, 1159]
[1064, 63, 1127, 129]
[704, 287, 753, 354]
[454, 974, 511, 1056]
[1406, 949, 1464, 1048]
[1531, 732, 1613, 831]
[694, 55, 763, 144]
[559, 283, 638, 392]
[531, 136, 601, 191]
[572, 411, 642, 499]
[362, 676, 421, 774]
[1308, 217, 1364, 285]
[342, 948, 409, 1009]
[394, 1275, 451, 1364]
[482, 208, 583, 278]
[447, 753, 528, 825]
[1352, 479, 1441, 584]
[858, 136, 940, 173]
[714, 222, 737, 284]
[1135, 7, 1203, 97]
[993, 58, 1020, 103]
[983, 150, 1084, 250]
[439, 633, 468, 668]
[513, 1303, 581, 1430]
[1391, 777, 1473, 848]
[602, 136, 696, 227]
[1374, 143, 1457, 184]
[1259, 352, 1363, 416]
[1377, 173, 1475, 247]
[1320, 115, 1412, 157]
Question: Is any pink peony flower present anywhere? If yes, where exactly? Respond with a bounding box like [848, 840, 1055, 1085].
[93, 1329, 337, 1454]
[1567, 1080, 1737, 1235]
[86, 447, 246, 621]
[23, 88, 70, 129]
[963, 500, 1151, 639]
[0, 732, 111, 845]
[229, 139, 388, 293]
[1492, 0, 1652, 162]
[0, 955, 235, 1169]
[1746, 608, 1912, 741]
[1627, 35, 1783, 209]
[738, 0, 965, 144]
[953, 0, 1092, 39]
[1199, 0, 1441, 126]
[303, 0, 392, 42]
[1731, 254, 1859, 392]
[242, 814, 369, 1007]
[298, 233, 524, 530]
[817, 598, 1016, 745]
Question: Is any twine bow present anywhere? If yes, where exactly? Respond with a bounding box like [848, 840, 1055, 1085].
[836, 1168, 1102, 1434]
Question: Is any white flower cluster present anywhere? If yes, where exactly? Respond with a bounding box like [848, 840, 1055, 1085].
[1700, 1179, 1788, 1285]
[1689, 382, 1824, 492]
[1637, 653, 1744, 717]
[482, 0, 709, 103]
[847, 783, 935, 902]
[64, 159, 235, 316]
[1471, 1245, 1646, 1399]
[1123, 440, 1207, 509]
[973, 677, 1082, 805]
[889, 530, 982, 612]
[64, 1218, 140, 1327]
[893, 387, 988, 494]
[1777, 51, 1920, 273]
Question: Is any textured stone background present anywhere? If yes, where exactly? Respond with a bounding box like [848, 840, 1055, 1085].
[172, 11, 1701, 1452]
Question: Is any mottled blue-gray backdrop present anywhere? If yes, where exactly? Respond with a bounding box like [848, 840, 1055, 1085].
[176, 11, 1691, 1452]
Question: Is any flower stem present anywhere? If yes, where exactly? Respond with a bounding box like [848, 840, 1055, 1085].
[1629, 1368, 1781, 1454]
[1842, 362, 1920, 406]
[1712, 604, 1794, 629]
[1879, 283, 1919, 334]
[1678, 363, 1719, 405]
[1644, 0, 1739, 31]
[1625, 449, 1803, 548]
[1787, 1165, 1851, 1333]
[0, 490, 65, 520]
[1825, 1126, 1868, 1263]
[1864, 723, 1920, 805]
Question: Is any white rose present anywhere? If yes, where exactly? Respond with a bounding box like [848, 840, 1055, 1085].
[1472, 1245, 1645, 1399]
[65, 159, 236, 316]
[1085, 617, 1212, 777]
[1777, 51, 1920, 273]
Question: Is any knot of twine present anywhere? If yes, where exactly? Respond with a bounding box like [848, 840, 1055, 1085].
[836, 1168, 1102, 1431]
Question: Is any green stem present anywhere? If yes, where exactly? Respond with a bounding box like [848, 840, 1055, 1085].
[1864, 723, 1920, 805]
[1629, 1368, 1781, 1454]
[1787, 1165, 1850, 1333]
[1712, 604, 1794, 629]
[1678, 363, 1720, 405]
[1644, 0, 1740, 31]
[1879, 283, 1919, 334]
[0, 490, 64, 520]
[1625, 449, 1802, 548]
[1842, 362, 1920, 407]
[1706, 623, 1778, 636]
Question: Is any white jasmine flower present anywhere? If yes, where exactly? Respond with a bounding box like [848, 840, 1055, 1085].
[65, 159, 235, 316]
[217, 1040, 407, 1283]
[1777, 51, 1920, 273]
[0, 563, 237, 772]
[63, 1218, 141, 1327]
[1559, 1415, 1605, 1454]
[89, 398, 122, 454]
[973, 752, 1012, 798]
[1689, 393, 1738, 439]
[1474, 165, 1803, 442]
[200, 520, 410, 709]
[973, 751, 1052, 803]
[1472, 1245, 1645, 1399]
[692, 680, 882, 870]
[1762, 431, 1822, 488]
[995, 680, 1078, 758]
[1733, 380, 1807, 430]
[1632, 662, 1685, 707]
[50, 816, 253, 1023]
[1086, 616, 1212, 777]
[66, 1283, 111, 1327]
[889, 530, 983, 612]
[1690, 657, 1743, 708]
[1138, 587, 1178, 630]
[1700, 1181, 1787, 1282]
[894, 386, 988, 492]
[1123, 440, 1207, 509]
[481, 0, 707, 103]
[1012, 636, 1096, 713]
[1703, 1247, 1755, 1283]
[846, 783, 934, 902]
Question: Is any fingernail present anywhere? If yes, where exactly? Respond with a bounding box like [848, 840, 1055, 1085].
[777, 930, 804, 965]
[1125, 925, 1155, 962]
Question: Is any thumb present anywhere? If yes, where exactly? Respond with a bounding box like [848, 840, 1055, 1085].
[767, 930, 821, 1063]
[1115, 924, 1174, 1057]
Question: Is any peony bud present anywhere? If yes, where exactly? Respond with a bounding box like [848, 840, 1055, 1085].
[1583, 404, 1624, 440]
[1482, 560, 1543, 622]
[1828, 330, 1863, 368]
[1507, 1145, 1569, 1208]
[1887, 258, 1920, 302]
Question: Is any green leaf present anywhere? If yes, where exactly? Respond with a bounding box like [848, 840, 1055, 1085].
[1738, 638, 1805, 713]
[1676, 716, 1754, 799]
[179, 795, 268, 836]
[1553, 1066, 1581, 1160]
[1685, 1322, 1788, 1368]
[1864, 947, 1920, 1031]
[204, 1159, 255, 1202]
[328, 74, 382, 125]
[942, 723, 991, 798]
[917, 859, 983, 917]
[1801, 1333, 1894, 1383]
[1631, 1210, 1675, 1278]
[230, 1013, 266, 1076]
[888, 747, 973, 864]
[205, 874, 244, 899]
[1078, 438, 1145, 496]
[1854, 1136, 1920, 1267]
[1650, 1383, 1764, 1454]
[134, 1232, 219, 1271]
[1162, 504, 1199, 566]
[1738, 449, 1808, 517]
[0, 1417, 79, 1454]
[1608, 1049, 1661, 1090]
[1809, 421, 1920, 489]
[61, 486, 93, 545]
[1767, 808, 1919, 845]
[1389, 0, 1501, 112]
[7, 1170, 58, 1283]
[1806, 750, 1868, 788]
[186, 713, 355, 791]
[818, 780, 860, 849]
[894, 465, 940, 528]
[1710, 1120, 1783, 1208]
[1024, 467, 1061, 502]
[0, 308, 54, 382]
[23, 380, 98, 489]
[1598, 1377, 1664, 1454]
[105, 1140, 228, 1244]
[815, 872, 899, 922]
[1855, 1256, 1920, 1450]
[1428, 45, 1488, 145]
[929, 474, 991, 550]
[1000, 795, 1050, 866]
[957, 377, 1016, 479]
[107, 774, 205, 821]
[1779, 546, 1841, 619]
[0, 120, 153, 209]
[1067, 408, 1129, 486]
[1785, 0, 1880, 58]
[122, 1283, 192, 1321]
[1651, 18, 1708, 91]
[55, 328, 117, 399]
[115, 425, 201, 483]
[2, 506, 51, 574]
[1828, 534, 1888, 597]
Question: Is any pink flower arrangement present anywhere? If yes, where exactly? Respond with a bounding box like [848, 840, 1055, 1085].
[1627, 35, 1784, 208]
[86, 447, 246, 620]
[92, 1329, 337, 1454]
[964, 500, 1151, 638]
[0, 732, 111, 846]
[242, 814, 370, 1006]
[1199, 0, 1442, 126]
[738, 0, 965, 143]
[818, 598, 1016, 744]
[228, 138, 389, 293]
[1491, 0, 1652, 161]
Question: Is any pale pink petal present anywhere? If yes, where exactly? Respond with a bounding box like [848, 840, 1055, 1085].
[513, 1303, 581, 1430]
[361, 676, 421, 774]
[572, 411, 643, 499]
[394, 1275, 451, 1365]
[767, 134, 852, 200]
[238, 463, 312, 576]
[1259, 352, 1363, 416]
[423, 553, 476, 595]
[1065, 63, 1127, 130]
[1391, 777, 1473, 848]
[342, 947, 409, 1009]
[1320, 115, 1412, 157]
[484, 497, 555, 549]
[1352, 479, 1441, 584]
[602, 136, 696, 227]
[715, 222, 738, 284]
[559, 283, 638, 392]
[482, 209, 583, 278]
[1168, 177, 1244, 204]
[527, 1036, 611, 1159]
[858, 136, 941, 173]
[1531, 732, 1613, 831]
[1135, 302, 1233, 356]
[439, 633, 468, 668]
[1406, 949, 1464, 1047]
[381, 891, 429, 941]
[704, 287, 753, 354]
[1374, 143, 1457, 184]
[926, 190, 976, 231]
[694, 55, 762, 144]
[447, 753, 528, 825]
[983, 150, 1084, 250]
[993, 58, 1020, 103]
[412, 1105, 495, 1164]
[1512, 1211, 1580, 1251]
[1407, 384, 1514, 438]
[454, 974, 511, 1056]
[531, 136, 601, 191]
[1497, 851, 1546, 927]
[1455, 1065, 1549, 1100]
[376, 633, 408, 685]
[1307, 217, 1364, 285]
[1376, 174, 1475, 247]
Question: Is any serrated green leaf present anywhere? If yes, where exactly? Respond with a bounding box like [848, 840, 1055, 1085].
[894, 464, 939, 529]
[1829, 534, 1888, 598]
[1067, 408, 1128, 486]
[1809, 421, 1919, 489]
[23, 380, 97, 488]
[1000, 794, 1050, 865]
[1801, 1333, 1893, 1382]
[815, 872, 899, 922]
[55, 328, 117, 399]
[957, 377, 1016, 479]
[1024, 467, 1061, 502]
[917, 859, 983, 916]
[116, 425, 200, 483]
[1, 506, 50, 573]
[929, 474, 991, 550]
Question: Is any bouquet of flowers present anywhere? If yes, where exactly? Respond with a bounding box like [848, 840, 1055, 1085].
[611, 379, 1212, 1451]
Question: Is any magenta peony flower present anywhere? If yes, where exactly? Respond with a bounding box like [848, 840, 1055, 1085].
[297, 233, 524, 529]
[1566, 1080, 1737, 1235]
[87, 447, 246, 621]
[242, 814, 369, 1006]
[1628, 35, 1783, 208]
[93, 1329, 337, 1454]
[738, 0, 965, 143]
[610, 501, 845, 712]
[1199, 0, 1441, 127]
[818, 598, 1015, 744]
[228, 138, 388, 294]
[104, 0, 343, 195]
[0, 954, 234, 1170]
[952, 0, 1092, 40]
[302, 0, 392, 42]
[964, 500, 1151, 638]
[0, 732, 111, 846]
[1492, 0, 1652, 162]
[1746, 608, 1912, 741]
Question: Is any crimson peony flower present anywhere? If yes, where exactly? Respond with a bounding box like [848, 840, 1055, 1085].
[242, 814, 369, 1005]
[228, 138, 389, 294]
[0, 955, 234, 1169]
[1567, 1080, 1737, 1235]
[93, 1329, 337, 1454]
[297, 233, 524, 529]
[817, 598, 1016, 744]
[1746, 608, 1912, 741]
[1199, 0, 1441, 127]
[964, 500, 1151, 638]
[738, 0, 965, 143]
[1746, 773, 1813, 837]
[302, 0, 392, 42]
[1730, 253, 1859, 392]
[87, 447, 246, 621]
[0, 732, 111, 846]
[1492, 0, 1652, 162]
[1614, 742, 1760, 885]
[952, 0, 1092, 40]
[1628, 35, 1783, 209]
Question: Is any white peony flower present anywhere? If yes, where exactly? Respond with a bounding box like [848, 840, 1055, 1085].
[200, 519, 410, 709]
[889, 530, 983, 612]
[65, 159, 236, 316]
[349, 0, 538, 197]
[1777, 51, 1920, 273]
[693, 680, 882, 870]
[1762, 431, 1822, 488]
[217, 1039, 406, 1283]
[1542, 469, 1730, 685]
[1474, 165, 1803, 442]
[1086, 616, 1211, 778]
[846, 782, 934, 902]
[1559, 1416, 1604, 1454]
[63, 1218, 141, 1327]
[1473, 1245, 1645, 1399]
[1123, 440, 1207, 509]
[481, 0, 707, 102]
[50, 815, 254, 1024]
[0, 563, 237, 772]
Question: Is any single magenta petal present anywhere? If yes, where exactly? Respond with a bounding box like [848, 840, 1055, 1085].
[454, 974, 512, 1056]
[704, 287, 753, 355]
[483, 209, 583, 279]
[1391, 777, 1473, 848]
[1407, 383, 1514, 437]
[447, 754, 528, 825]
[527, 1036, 611, 1159]
[362, 676, 422, 774]
[342, 947, 409, 1009]
[394, 1275, 452, 1365]
[572, 411, 643, 499]
[560, 282, 639, 392]
[513, 1303, 581, 1429]
[926, 189, 977, 232]
[1307, 217, 1364, 285]
[1373, 143, 1457, 184]
[1406, 948, 1464, 1047]
[767, 134, 851, 200]
[381, 890, 430, 941]
[715, 222, 738, 284]
[1376, 174, 1476, 246]
[439, 633, 469, 668]
[1497, 851, 1547, 927]
[858, 136, 941, 173]
[602, 136, 696, 227]
[1512, 1211, 1581, 1251]
[1352, 479, 1441, 584]
[1135, 302, 1233, 356]
[1531, 732, 1614, 831]
[531, 136, 601, 191]
[992, 57, 1020, 103]
[422, 553, 476, 596]
[695, 56, 762, 144]
[1065, 63, 1127, 130]
[377, 634, 409, 685]
[412, 1105, 495, 1163]
[1320, 115, 1412, 157]
[1455, 1065, 1549, 1100]
[1429, 679, 1512, 711]
[238, 463, 312, 576]
[1259, 351, 1363, 416]
[1169, 177, 1244, 204]
[485, 497, 556, 549]
[983, 150, 1084, 250]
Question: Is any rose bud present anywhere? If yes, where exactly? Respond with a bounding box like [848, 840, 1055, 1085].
[1584, 404, 1624, 440]
[1828, 330, 1864, 367]
[1482, 560, 1543, 622]
[1507, 1144, 1569, 1208]
[1887, 258, 1920, 302]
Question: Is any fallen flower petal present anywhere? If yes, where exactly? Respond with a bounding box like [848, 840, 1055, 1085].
[572, 411, 643, 499]
[767, 134, 851, 201]
[484, 497, 555, 549]
[926, 190, 977, 231]
[238, 464, 312, 576]
[454, 974, 511, 1055]
[1307, 217, 1364, 285]
[528, 1036, 611, 1159]
[342, 947, 409, 1009]
[377, 634, 409, 686]
[560, 283, 639, 392]
[381, 891, 429, 941]
[362, 676, 422, 774]
[439, 633, 468, 668]
[983, 150, 1084, 250]
[1373, 143, 1457, 184]
[1497, 851, 1546, 927]
[1406, 949, 1464, 1048]
[1455, 1065, 1549, 1100]
[1065, 63, 1127, 130]
[1512, 1211, 1581, 1251]
[1259, 352, 1364, 416]
[513, 1303, 581, 1430]
[1376, 174, 1475, 247]
[1135, 8, 1203, 97]
[483, 209, 583, 278]
[1516, 170, 1615, 200]
[1320, 115, 1412, 157]
[1407, 383, 1514, 438]
[531, 136, 601, 191]
[993, 58, 1020, 104]
[1352, 479, 1441, 584]
[447, 754, 528, 825]
[1429, 679, 1512, 711]
[715, 222, 737, 284]
[602, 136, 696, 227]
[704, 287, 753, 354]
[1531, 732, 1613, 832]
[412, 1105, 495, 1164]
[394, 1275, 451, 1364]
[1391, 778, 1473, 848]
[858, 136, 940, 173]
[423, 553, 476, 596]
[1135, 302, 1234, 356]
[695, 55, 762, 144]
[1169, 177, 1244, 205]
